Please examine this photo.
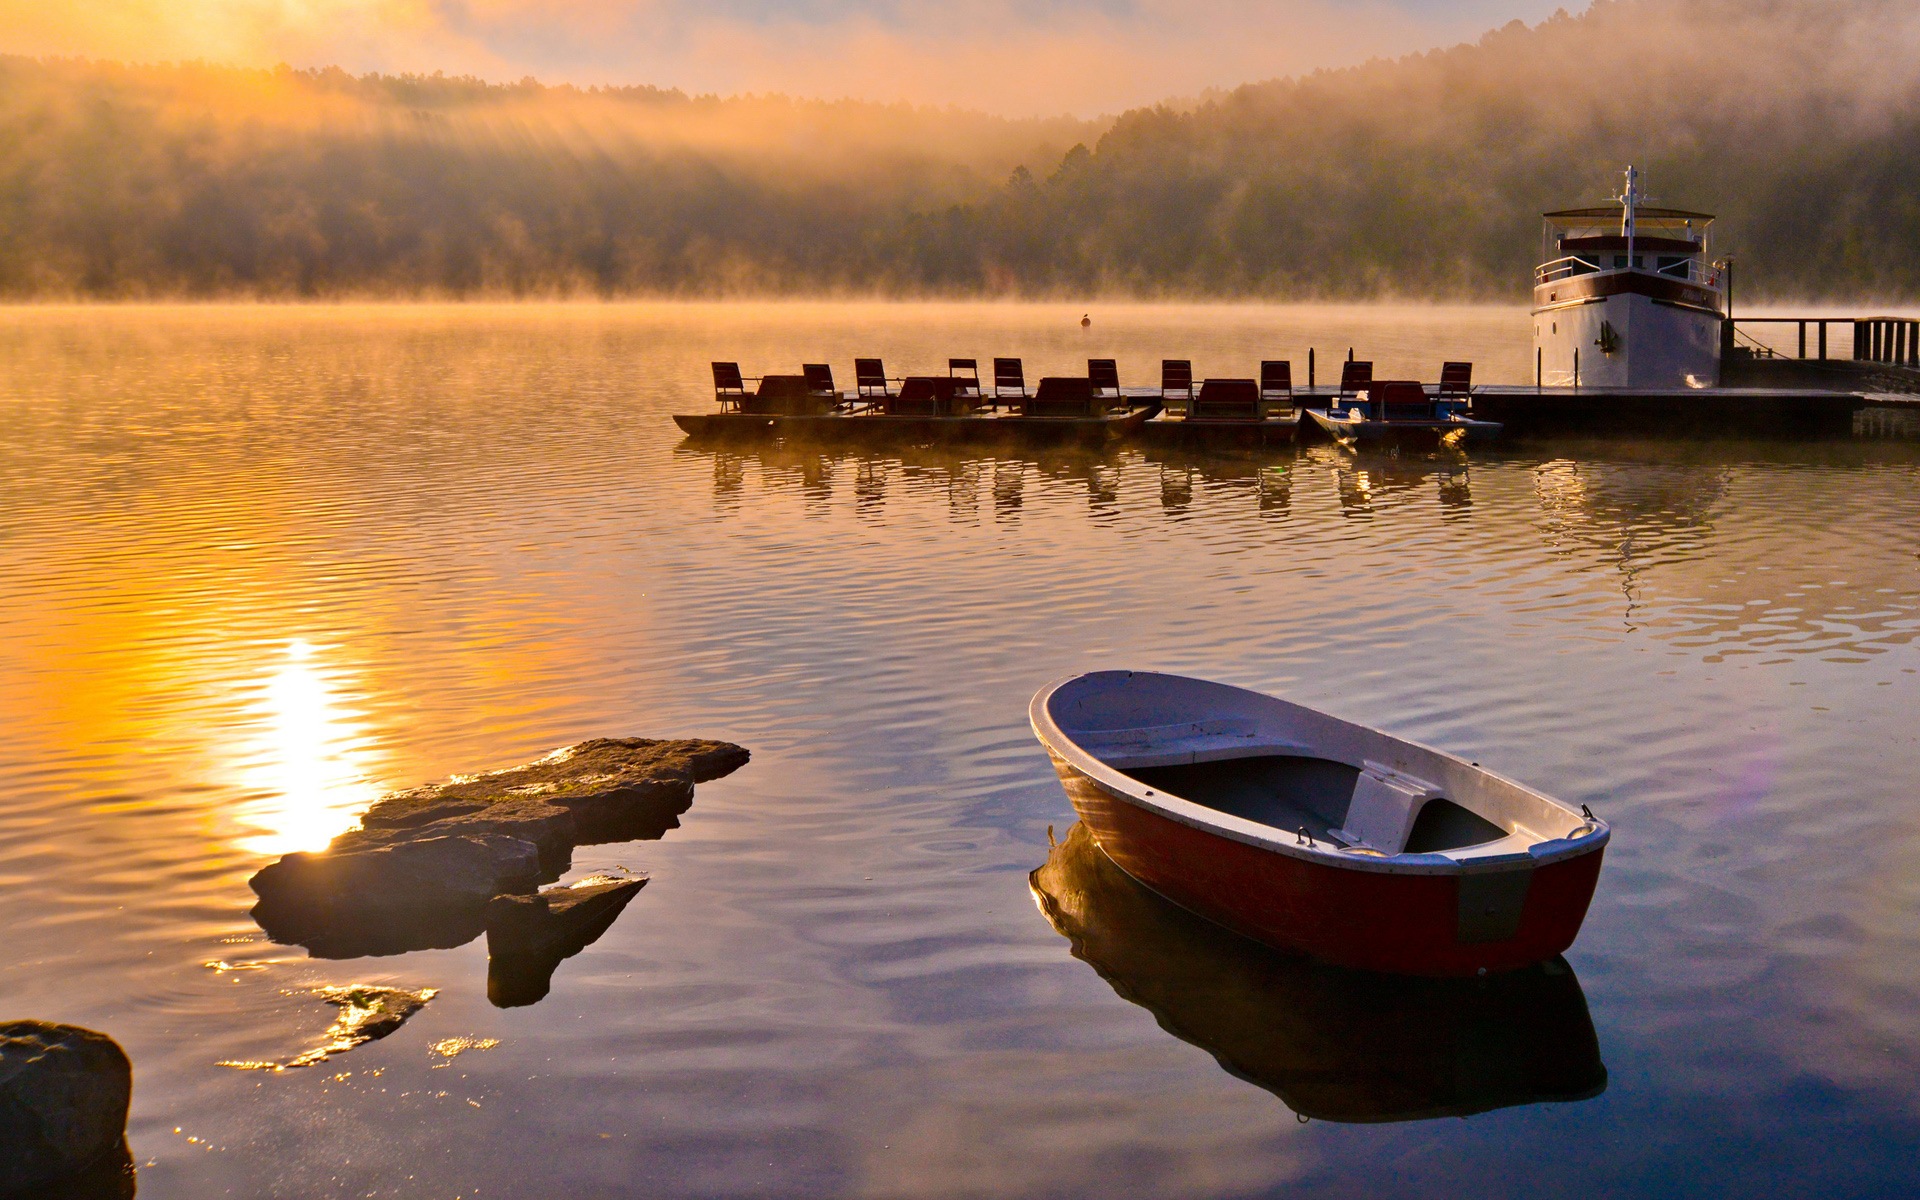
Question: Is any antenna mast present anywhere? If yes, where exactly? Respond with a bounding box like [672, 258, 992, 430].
[1617, 165, 1640, 262]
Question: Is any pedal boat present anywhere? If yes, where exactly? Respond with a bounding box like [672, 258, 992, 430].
[1305, 380, 1500, 447]
[1029, 671, 1608, 976]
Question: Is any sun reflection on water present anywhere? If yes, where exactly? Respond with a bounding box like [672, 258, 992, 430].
[231, 639, 380, 857]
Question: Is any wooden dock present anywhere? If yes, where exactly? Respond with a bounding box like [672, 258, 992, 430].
[1467, 386, 1871, 438]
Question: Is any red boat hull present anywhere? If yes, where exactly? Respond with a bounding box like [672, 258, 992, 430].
[1049, 753, 1605, 976]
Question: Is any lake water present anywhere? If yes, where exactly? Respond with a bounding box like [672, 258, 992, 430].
[3, 301, 1919, 1198]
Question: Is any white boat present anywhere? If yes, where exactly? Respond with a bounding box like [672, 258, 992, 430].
[1533, 166, 1725, 389]
[1030, 671, 1610, 975]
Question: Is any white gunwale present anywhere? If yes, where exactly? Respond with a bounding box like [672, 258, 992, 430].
[1031, 670, 1608, 878]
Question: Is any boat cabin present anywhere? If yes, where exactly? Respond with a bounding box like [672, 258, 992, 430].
[1533, 167, 1725, 389]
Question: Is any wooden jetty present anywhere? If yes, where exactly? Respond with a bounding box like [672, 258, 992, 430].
[1467, 385, 1873, 438]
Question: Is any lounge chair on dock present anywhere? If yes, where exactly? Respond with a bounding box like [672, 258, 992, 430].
[803, 363, 840, 406]
[855, 359, 900, 406]
[1162, 360, 1196, 415]
[1089, 359, 1122, 407]
[1192, 379, 1261, 420]
[993, 358, 1028, 409]
[1260, 361, 1295, 419]
[712, 362, 759, 411]
[950, 359, 982, 401]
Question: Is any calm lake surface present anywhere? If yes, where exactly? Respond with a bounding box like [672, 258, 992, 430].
[3, 301, 1919, 1198]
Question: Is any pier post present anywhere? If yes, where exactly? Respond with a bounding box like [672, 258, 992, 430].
[1854, 320, 1867, 362]
[1818, 322, 1828, 362]
[1574, 346, 1580, 392]
[1308, 348, 1315, 394]
[1536, 347, 1543, 393]
[1720, 258, 1736, 358]
[1798, 322, 1806, 359]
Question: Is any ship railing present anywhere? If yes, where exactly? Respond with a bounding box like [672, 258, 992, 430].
[1535, 256, 1601, 283]
[1535, 255, 1723, 288]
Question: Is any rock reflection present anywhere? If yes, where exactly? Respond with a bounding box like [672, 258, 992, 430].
[486, 875, 648, 1008]
[1030, 823, 1607, 1123]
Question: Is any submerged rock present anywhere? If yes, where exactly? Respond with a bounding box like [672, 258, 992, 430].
[218, 986, 438, 1071]
[0, 1022, 134, 1199]
[486, 875, 648, 1007]
[248, 737, 748, 959]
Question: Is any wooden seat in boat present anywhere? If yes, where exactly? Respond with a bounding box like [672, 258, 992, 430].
[1260, 360, 1294, 418]
[1337, 360, 1373, 407]
[1374, 380, 1434, 421]
[1162, 360, 1195, 415]
[1192, 378, 1260, 420]
[802, 363, 839, 402]
[993, 358, 1028, 408]
[1074, 719, 1306, 769]
[711, 362, 758, 411]
[1026, 376, 1097, 418]
[1438, 361, 1473, 402]
[1088, 358, 1121, 406]
[949, 358, 982, 400]
[887, 376, 968, 416]
[855, 358, 899, 402]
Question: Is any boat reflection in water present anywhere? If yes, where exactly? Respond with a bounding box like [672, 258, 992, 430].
[1030, 822, 1607, 1123]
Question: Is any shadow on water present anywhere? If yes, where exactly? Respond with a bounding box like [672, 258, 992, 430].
[1030, 823, 1607, 1124]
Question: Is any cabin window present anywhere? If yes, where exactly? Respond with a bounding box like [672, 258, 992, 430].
[1611, 255, 1627, 269]
[1657, 255, 1690, 278]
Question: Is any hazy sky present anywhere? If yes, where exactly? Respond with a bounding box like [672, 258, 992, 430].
[0, 0, 1575, 115]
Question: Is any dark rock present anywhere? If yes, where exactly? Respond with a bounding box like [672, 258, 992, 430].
[351, 794, 577, 876]
[247, 736, 747, 959]
[250, 833, 542, 958]
[486, 875, 648, 1007]
[410, 738, 751, 844]
[0, 1022, 133, 1198]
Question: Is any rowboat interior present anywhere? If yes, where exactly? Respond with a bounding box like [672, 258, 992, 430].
[1050, 672, 1594, 861]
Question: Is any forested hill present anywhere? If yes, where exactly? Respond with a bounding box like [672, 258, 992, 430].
[3, 0, 1917, 301]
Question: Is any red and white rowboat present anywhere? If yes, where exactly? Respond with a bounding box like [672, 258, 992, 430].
[1030, 671, 1609, 976]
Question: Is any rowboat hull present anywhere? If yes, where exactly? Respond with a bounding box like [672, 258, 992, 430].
[673, 404, 1158, 446]
[1046, 758, 1602, 975]
[1031, 672, 1608, 976]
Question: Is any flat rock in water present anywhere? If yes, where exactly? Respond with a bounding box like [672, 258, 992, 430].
[0, 1022, 134, 1198]
[248, 737, 747, 959]
[405, 738, 751, 844]
[486, 875, 649, 1007]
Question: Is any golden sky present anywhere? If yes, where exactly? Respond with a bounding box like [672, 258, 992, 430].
[0, 0, 1568, 115]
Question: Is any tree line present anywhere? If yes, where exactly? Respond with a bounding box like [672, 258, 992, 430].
[2, 0, 1916, 301]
